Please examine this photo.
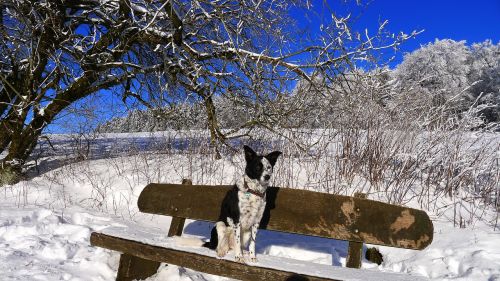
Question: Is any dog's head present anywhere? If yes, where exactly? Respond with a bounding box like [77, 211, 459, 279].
[243, 145, 282, 186]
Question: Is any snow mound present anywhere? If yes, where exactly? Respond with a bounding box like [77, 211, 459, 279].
[379, 222, 500, 280]
[0, 207, 119, 281]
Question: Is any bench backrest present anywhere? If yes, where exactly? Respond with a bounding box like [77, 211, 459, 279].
[138, 183, 433, 250]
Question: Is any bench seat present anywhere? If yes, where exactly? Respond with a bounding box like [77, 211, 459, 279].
[91, 225, 429, 281]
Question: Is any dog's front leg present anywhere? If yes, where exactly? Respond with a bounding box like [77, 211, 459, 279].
[233, 223, 244, 263]
[248, 223, 259, 262]
[215, 221, 230, 257]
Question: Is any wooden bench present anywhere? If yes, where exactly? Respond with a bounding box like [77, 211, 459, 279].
[90, 179, 434, 281]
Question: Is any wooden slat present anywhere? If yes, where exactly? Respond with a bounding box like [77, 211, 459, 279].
[91, 232, 338, 281]
[138, 184, 433, 250]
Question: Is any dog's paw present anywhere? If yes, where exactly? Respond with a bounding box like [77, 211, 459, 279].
[235, 254, 245, 263]
[216, 246, 229, 258]
[216, 249, 227, 258]
[248, 251, 257, 263]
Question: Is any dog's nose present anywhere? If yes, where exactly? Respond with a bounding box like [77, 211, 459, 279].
[264, 175, 270, 181]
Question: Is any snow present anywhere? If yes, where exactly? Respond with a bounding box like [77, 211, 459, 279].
[0, 206, 118, 281]
[96, 226, 427, 281]
[1, 132, 499, 281]
[130, 3, 148, 14]
[379, 222, 500, 280]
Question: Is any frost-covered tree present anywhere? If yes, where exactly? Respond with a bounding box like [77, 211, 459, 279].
[393, 39, 471, 114]
[391, 39, 499, 127]
[468, 40, 500, 123]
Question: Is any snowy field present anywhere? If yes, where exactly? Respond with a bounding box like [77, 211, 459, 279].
[1, 131, 499, 281]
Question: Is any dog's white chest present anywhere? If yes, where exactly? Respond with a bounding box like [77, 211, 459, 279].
[238, 191, 266, 230]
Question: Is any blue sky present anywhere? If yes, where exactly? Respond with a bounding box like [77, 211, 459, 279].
[295, 0, 499, 65]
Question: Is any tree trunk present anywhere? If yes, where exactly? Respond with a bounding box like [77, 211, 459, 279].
[0, 69, 124, 185]
[0, 119, 43, 184]
[204, 95, 222, 159]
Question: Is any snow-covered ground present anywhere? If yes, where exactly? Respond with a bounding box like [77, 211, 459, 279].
[1, 132, 499, 281]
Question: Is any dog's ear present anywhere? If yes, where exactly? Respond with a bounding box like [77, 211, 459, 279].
[266, 151, 282, 166]
[243, 145, 257, 162]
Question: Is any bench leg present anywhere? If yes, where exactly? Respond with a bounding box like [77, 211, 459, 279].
[346, 192, 366, 269]
[116, 253, 160, 281]
[346, 241, 363, 268]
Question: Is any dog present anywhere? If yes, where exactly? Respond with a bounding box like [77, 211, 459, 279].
[174, 145, 281, 263]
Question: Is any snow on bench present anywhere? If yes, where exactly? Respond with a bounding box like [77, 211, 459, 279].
[93, 224, 428, 281]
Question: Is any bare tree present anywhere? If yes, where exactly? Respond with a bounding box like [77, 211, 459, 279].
[0, 0, 416, 180]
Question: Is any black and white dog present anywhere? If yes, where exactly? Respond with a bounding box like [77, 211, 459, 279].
[175, 145, 281, 263]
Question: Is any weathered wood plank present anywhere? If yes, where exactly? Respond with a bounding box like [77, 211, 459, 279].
[138, 184, 433, 250]
[91, 232, 338, 281]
